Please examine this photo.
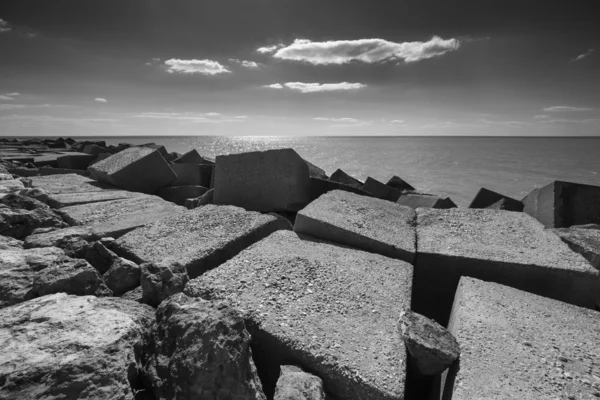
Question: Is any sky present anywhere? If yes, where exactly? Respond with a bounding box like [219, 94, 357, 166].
[0, 0, 599, 137]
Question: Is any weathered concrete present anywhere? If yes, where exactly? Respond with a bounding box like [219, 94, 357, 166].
[173, 148, 212, 164]
[308, 177, 372, 200]
[44, 189, 147, 208]
[140, 262, 189, 307]
[29, 173, 117, 194]
[0, 293, 154, 399]
[329, 168, 363, 189]
[185, 230, 413, 400]
[169, 162, 213, 187]
[386, 175, 415, 192]
[361, 177, 402, 202]
[415, 208, 600, 325]
[24, 226, 100, 249]
[156, 185, 209, 206]
[59, 196, 185, 238]
[468, 187, 523, 211]
[295, 190, 416, 263]
[522, 180, 600, 228]
[552, 227, 600, 270]
[442, 277, 600, 400]
[113, 205, 291, 278]
[88, 146, 176, 194]
[185, 188, 214, 209]
[274, 365, 327, 400]
[396, 193, 457, 209]
[104, 257, 141, 296]
[56, 153, 97, 170]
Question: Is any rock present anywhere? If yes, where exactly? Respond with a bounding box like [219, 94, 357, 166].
[414, 208, 599, 325]
[29, 173, 117, 194]
[104, 257, 141, 296]
[0, 293, 154, 399]
[142, 293, 266, 400]
[10, 166, 90, 177]
[0, 202, 68, 239]
[86, 241, 120, 274]
[274, 366, 327, 400]
[468, 187, 523, 211]
[552, 227, 600, 270]
[56, 153, 97, 170]
[15, 186, 50, 204]
[185, 230, 413, 400]
[169, 163, 213, 187]
[329, 168, 363, 189]
[156, 185, 209, 206]
[140, 262, 189, 307]
[24, 226, 100, 249]
[386, 175, 415, 192]
[0, 235, 23, 250]
[121, 286, 143, 303]
[0, 178, 25, 194]
[55, 236, 92, 258]
[308, 177, 372, 200]
[82, 143, 107, 155]
[0, 247, 111, 309]
[0, 192, 49, 210]
[185, 188, 214, 209]
[213, 148, 319, 212]
[142, 143, 168, 158]
[443, 277, 600, 400]
[399, 309, 459, 375]
[88, 146, 176, 194]
[396, 193, 457, 209]
[113, 205, 291, 279]
[294, 190, 416, 263]
[304, 160, 328, 180]
[172, 148, 213, 164]
[45, 189, 146, 209]
[361, 177, 402, 201]
[522, 180, 600, 228]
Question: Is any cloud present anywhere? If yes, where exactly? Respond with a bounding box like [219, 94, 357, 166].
[256, 44, 283, 54]
[0, 18, 11, 33]
[284, 82, 366, 93]
[133, 112, 247, 123]
[390, 119, 406, 124]
[0, 114, 118, 123]
[263, 83, 284, 89]
[164, 59, 231, 75]
[205, 112, 221, 116]
[6, 92, 19, 96]
[229, 59, 260, 68]
[269, 36, 460, 65]
[543, 106, 593, 112]
[314, 117, 359, 123]
[571, 49, 594, 62]
[0, 95, 15, 101]
[95, 98, 108, 103]
[534, 114, 550, 119]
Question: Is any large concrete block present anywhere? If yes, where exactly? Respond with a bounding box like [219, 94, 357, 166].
[522, 180, 600, 228]
[469, 187, 523, 211]
[295, 190, 416, 263]
[443, 277, 600, 400]
[185, 230, 413, 400]
[386, 175, 415, 192]
[88, 146, 176, 194]
[308, 177, 372, 200]
[329, 168, 363, 188]
[361, 177, 402, 202]
[552, 226, 600, 270]
[169, 162, 213, 187]
[173, 149, 213, 164]
[415, 208, 599, 325]
[397, 193, 457, 209]
[56, 153, 97, 170]
[213, 149, 315, 212]
[156, 185, 209, 206]
[113, 205, 291, 278]
[44, 189, 146, 208]
[59, 196, 185, 238]
[29, 173, 117, 194]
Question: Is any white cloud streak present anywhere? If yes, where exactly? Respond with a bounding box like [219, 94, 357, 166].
[0, 95, 15, 101]
[571, 49, 594, 62]
[256, 44, 283, 54]
[314, 117, 359, 123]
[95, 98, 108, 103]
[543, 106, 593, 112]
[133, 112, 247, 123]
[0, 18, 11, 33]
[284, 82, 366, 93]
[269, 36, 460, 65]
[164, 59, 231, 75]
[229, 59, 260, 68]
[263, 83, 284, 89]
[390, 119, 406, 124]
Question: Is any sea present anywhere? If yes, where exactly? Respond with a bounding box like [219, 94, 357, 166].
[67, 136, 600, 207]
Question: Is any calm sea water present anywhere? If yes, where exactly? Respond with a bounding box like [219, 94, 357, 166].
[89, 136, 600, 207]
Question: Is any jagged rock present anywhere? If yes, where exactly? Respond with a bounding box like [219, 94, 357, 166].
[86, 241, 119, 274]
[0, 235, 23, 250]
[24, 226, 99, 249]
[552, 227, 600, 270]
[469, 187, 523, 211]
[57, 236, 92, 258]
[329, 168, 363, 188]
[386, 175, 415, 192]
[142, 293, 266, 400]
[0, 293, 154, 399]
[399, 309, 460, 375]
[15, 187, 50, 204]
[104, 257, 141, 296]
[0, 202, 68, 239]
[0, 192, 49, 210]
[274, 366, 327, 400]
[140, 262, 189, 307]
[122, 286, 143, 303]
[185, 188, 214, 209]
[0, 179, 25, 194]
[172, 149, 211, 164]
[361, 177, 402, 201]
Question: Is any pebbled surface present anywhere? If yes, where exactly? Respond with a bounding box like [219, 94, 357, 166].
[29, 173, 117, 194]
[552, 227, 600, 270]
[90, 147, 154, 176]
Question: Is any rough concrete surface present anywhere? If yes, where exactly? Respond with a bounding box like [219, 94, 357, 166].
[184, 230, 413, 400]
[396, 193, 457, 209]
[169, 163, 213, 187]
[45, 190, 146, 208]
[29, 173, 117, 194]
[113, 205, 291, 279]
[468, 187, 523, 211]
[23, 226, 100, 249]
[156, 185, 208, 206]
[552, 227, 600, 270]
[274, 365, 327, 400]
[294, 190, 416, 263]
[415, 208, 600, 325]
[140, 262, 189, 307]
[329, 168, 363, 189]
[443, 277, 600, 400]
[361, 177, 402, 202]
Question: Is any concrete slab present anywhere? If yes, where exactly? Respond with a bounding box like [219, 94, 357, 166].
[45, 189, 147, 208]
[173, 149, 212, 164]
[29, 173, 117, 194]
[59, 196, 185, 238]
[308, 177, 372, 200]
[329, 168, 363, 189]
[415, 208, 600, 325]
[169, 163, 213, 187]
[361, 177, 402, 202]
[386, 176, 415, 192]
[397, 193, 457, 209]
[552, 227, 600, 270]
[295, 190, 416, 263]
[113, 204, 290, 278]
[88, 146, 176, 194]
[443, 277, 600, 400]
[468, 187, 523, 211]
[185, 230, 413, 400]
[156, 185, 209, 206]
[56, 153, 97, 170]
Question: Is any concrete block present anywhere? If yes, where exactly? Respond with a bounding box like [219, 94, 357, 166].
[156, 185, 209, 206]
[308, 177, 372, 200]
[329, 168, 363, 188]
[142, 143, 168, 157]
[469, 187, 523, 211]
[113, 205, 291, 279]
[82, 144, 107, 156]
[552, 227, 600, 270]
[44, 190, 146, 209]
[361, 177, 402, 201]
[185, 188, 214, 209]
[522, 180, 600, 228]
[396, 193, 457, 209]
[169, 163, 213, 187]
[295, 190, 416, 263]
[184, 230, 413, 400]
[415, 208, 599, 325]
[173, 149, 212, 164]
[56, 154, 96, 170]
[88, 147, 176, 194]
[29, 173, 117, 194]
[443, 277, 600, 400]
[386, 175, 415, 192]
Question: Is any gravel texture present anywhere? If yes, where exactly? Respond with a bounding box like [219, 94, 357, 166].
[29, 173, 117, 194]
[274, 365, 327, 400]
[90, 146, 154, 175]
[552, 227, 600, 270]
[46, 190, 146, 208]
[184, 230, 413, 400]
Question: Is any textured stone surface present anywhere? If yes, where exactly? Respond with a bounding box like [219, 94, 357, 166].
[308, 177, 372, 200]
[443, 277, 600, 400]
[85, 241, 119, 274]
[552, 227, 600, 270]
[415, 208, 600, 324]
[29, 173, 117, 194]
[104, 257, 141, 296]
[396, 193, 457, 209]
[24, 226, 100, 249]
[329, 168, 363, 189]
[172, 149, 212, 164]
[45, 190, 146, 208]
[0, 235, 23, 250]
[142, 293, 266, 400]
[185, 188, 214, 209]
[295, 190, 416, 263]
[59, 196, 184, 238]
[0, 179, 25, 193]
[114, 205, 290, 278]
[468, 187, 523, 211]
[361, 177, 402, 202]
[169, 163, 213, 187]
[140, 262, 189, 307]
[1, 200, 68, 239]
[0, 293, 154, 399]
[185, 230, 413, 400]
[156, 185, 209, 206]
[121, 286, 143, 303]
[274, 365, 327, 400]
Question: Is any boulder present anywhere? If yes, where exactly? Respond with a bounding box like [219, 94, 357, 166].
[386, 175, 415, 192]
[0, 178, 25, 194]
[468, 187, 523, 211]
[142, 293, 266, 399]
[142, 143, 168, 157]
[140, 262, 189, 307]
[0, 235, 23, 250]
[0, 293, 154, 399]
[399, 309, 459, 375]
[24, 226, 100, 249]
[274, 366, 327, 400]
[552, 226, 600, 270]
[0, 247, 111, 309]
[83, 143, 107, 155]
[113, 205, 291, 279]
[104, 257, 141, 296]
[172, 149, 212, 164]
[0, 202, 68, 239]
[396, 193, 457, 209]
[329, 168, 363, 188]
[0, 192, 49, 210]
[121, 286, 143, 303]
[85, 241, 119, 274]
[185, 230, 413, 400]
[185, 188, 214, 209]
[156, 185, 209, 206]
[294, 190, 416, 263]
[88, 147, 176, 194]
[414, 208, 599, 325]
[169, 163, 213, 187]
[56, 153, 97, 170]
[361, 177, 402, 201]
[29, 173, 117, 194]
[443, 277, 600, 400]
[522, 180, 600, 228]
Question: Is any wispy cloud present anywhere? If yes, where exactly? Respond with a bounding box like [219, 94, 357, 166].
[284, 82, 366, 93]
[263, 83, 284, 89]
[95, 98, 108, 103]
[256, 44, 284, 54]
[534, 114, 550, 119]
[543, 106, 593, 112]
[133, 112, 247, 123]
[0, 18, 11, 33]
[571, 49, 594, 62]
[390, 119, 406, 124]
[268, 36, 460, 65]
[314, 117, 360, 123]
[0, 95, 15, 101]
[229, 59, 260, 68]
[538, 118, 600, 125]
[0, 114, 118, 123]
[0, 103, 55, 111]
[164, 59, 231, 75]
[6, 92, 19, 97]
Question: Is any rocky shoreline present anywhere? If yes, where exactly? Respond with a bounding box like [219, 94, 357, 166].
[1, 137, 600, 400]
